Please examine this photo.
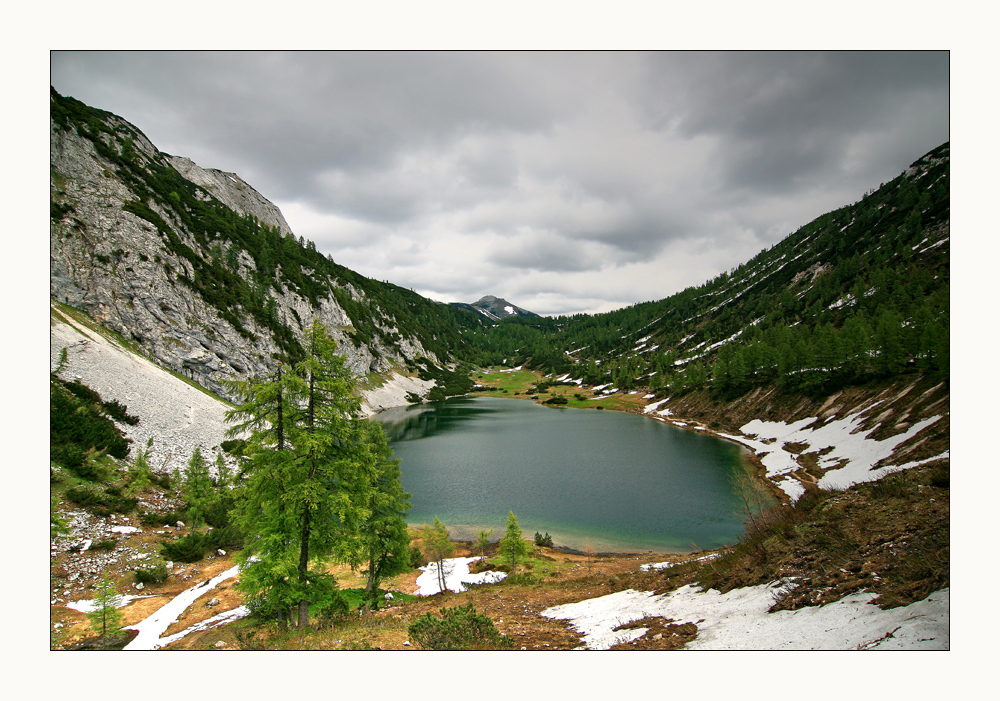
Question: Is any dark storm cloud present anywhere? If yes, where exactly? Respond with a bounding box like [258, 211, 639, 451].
[50, 51, 949, 316]
[51, 51, 567, 195]
[639, 51, 949, 195]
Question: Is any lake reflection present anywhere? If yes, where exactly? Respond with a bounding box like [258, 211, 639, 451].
[373, 396, 750, 554]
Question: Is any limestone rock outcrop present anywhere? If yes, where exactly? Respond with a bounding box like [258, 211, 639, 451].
[50, 93, 440, 401]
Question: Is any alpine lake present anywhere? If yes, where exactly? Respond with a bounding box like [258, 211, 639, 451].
[372, 396, 756, 554]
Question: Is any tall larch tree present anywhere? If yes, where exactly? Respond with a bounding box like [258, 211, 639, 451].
[227, 320, 375, 629]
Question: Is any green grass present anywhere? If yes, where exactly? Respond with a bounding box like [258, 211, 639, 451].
[481, 546, 575, 579]
[473, 367, 540, 394]
[356, 371, 389, 391]
[472, 367, 647, 413]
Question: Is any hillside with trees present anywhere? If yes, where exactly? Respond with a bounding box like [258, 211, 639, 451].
[50, 88, 485, 400]
[462, 142, 948, 401]
[50, 89, 948, 652]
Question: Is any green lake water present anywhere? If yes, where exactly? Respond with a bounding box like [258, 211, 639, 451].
[372, 396, 750, 554]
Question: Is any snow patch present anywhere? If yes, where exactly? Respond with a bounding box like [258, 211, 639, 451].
[415, 557, 507, 596]
[640, 553, 719, 571]
[66, 594, 155, 613]
[542, 583, 948, 650]
[718, 407, 944, 497]
[123, 564, 242, 650]
[157, 605, 252, 648]
[642, 397, 670, 414]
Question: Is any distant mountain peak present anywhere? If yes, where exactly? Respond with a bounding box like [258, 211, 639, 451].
[453, 295, 538, 321]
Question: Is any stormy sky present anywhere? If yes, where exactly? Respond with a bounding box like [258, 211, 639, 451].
[50, 51, 949, 316]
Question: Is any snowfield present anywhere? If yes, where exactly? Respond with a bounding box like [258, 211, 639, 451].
[645, 395, 946, 501]
[357, 371, 437, 416]
[720, 407, 945, 499]
[542, 583, 948, 650]
[122, 564, 244, 650]
[414, 557, 507, 595]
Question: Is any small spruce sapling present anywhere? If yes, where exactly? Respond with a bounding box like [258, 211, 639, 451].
[87, 575, 124, 640]
[213, 451, 232, 490]
[182, 447, 215, 529]
[499, 511, 528, 571]
[125, 440, 154, 495]
[475, 529, 493, 561]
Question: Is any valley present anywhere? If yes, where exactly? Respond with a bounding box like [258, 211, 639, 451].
[49, 88, 949, 651]
[50, 300, 948, 650]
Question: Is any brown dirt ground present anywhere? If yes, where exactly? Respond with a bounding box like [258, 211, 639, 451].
[153, 542, 695, 651]
[52, 375, 948, 651]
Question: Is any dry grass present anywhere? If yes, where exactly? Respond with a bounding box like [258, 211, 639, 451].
[693, 461, 949, 611]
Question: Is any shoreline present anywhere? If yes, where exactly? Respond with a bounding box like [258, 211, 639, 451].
[381, 372, 781, 552]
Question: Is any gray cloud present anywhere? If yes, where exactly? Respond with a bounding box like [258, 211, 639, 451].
[51, 51, 949, 316]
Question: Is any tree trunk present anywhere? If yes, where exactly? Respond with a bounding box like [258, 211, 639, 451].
[297, 600, 309, 628]
[365, 555, 375, 593]
[275, 366, 284, 451]
[297, 508, 311, 628]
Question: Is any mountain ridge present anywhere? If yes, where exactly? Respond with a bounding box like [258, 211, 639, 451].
[450, 295, 539, 322]
[48, 91, 950, 652]
[50, 88, 484, 401]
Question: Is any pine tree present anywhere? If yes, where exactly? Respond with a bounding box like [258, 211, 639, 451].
[475, 529, 493, 561]
[357, 421, 412, 609]
[224, 361, 301, 629]
[499, 511, 528, 571]
[182, 447, 215, 529]
[213, 451, 232, 490]
[424, 517, 454, 593]
[87, 575, 123, 640]
[125, 440, 153, 495]
[227, 320, 375, 628]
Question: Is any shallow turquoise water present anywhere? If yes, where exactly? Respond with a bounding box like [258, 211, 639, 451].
[373, 396, 750, 554]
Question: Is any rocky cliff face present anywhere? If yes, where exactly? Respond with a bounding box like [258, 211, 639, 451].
[50, 92, 440, 401]
[165, 155, 294, 238]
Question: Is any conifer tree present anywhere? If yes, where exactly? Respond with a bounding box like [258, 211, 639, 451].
[227, 320, 376, 628]
[213, 451, 232, 490]
[499, 511, 528, 571]
[87, 575, 123, 640]
[475, 529, 493, 561]
[357, 421, 412, 609]
[424, 517, 454, 593]
[182, 447, 215, 529]
[225, 361, 301, 628]
[125, 440, 153, 496]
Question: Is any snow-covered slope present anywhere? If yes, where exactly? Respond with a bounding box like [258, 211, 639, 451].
[50, 301, 434, 473]
[51, 301, 234, 474]
[543, 582, 948, 650]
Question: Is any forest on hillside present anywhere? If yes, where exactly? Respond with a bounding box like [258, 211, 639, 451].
[51, 88, 485, 367]
[457, 143, 948, 399]
[52, 87, 948, 402]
